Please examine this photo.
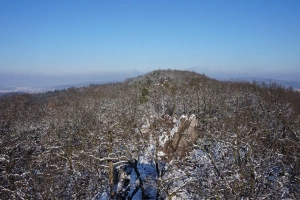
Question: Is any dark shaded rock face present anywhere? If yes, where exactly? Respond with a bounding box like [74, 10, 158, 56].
[164, 115, 197, 158]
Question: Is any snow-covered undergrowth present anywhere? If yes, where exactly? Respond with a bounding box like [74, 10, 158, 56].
[2, 70, 299, 199]
[96, 114, 204, 199]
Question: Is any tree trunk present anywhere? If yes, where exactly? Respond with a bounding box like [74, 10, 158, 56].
[108, 131, 115, 199]
[109, 159, 114, 199]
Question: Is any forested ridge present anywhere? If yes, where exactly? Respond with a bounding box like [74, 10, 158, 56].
[1, 69, 300, 199]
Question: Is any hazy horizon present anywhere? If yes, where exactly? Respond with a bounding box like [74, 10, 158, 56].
[1, 69, 299, 88]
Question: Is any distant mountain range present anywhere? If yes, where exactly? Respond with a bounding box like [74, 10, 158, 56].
[220, 77, 300, 90]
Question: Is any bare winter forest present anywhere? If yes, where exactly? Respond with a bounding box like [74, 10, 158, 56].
[1, 69, 300, 199]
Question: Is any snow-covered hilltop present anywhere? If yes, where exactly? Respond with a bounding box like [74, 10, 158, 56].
[1, 69, 300, 199]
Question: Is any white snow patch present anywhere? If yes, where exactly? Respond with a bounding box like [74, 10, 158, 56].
[100, 192, 109, 200]
[157, 151, 166, 157]
[173, 117, 177, 123]
[158, 132, 169, 147]
[189, 114, 196, 120]
[170, 126, 178, 137]
[92, 192, 109, 200]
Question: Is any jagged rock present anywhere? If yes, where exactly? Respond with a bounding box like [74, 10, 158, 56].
[164, 115, 197, 157]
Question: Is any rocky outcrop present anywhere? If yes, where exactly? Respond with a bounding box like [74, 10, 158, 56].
[163, 115, 197, 158]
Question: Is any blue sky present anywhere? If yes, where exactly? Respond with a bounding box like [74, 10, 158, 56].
[0, 0, 300, 86]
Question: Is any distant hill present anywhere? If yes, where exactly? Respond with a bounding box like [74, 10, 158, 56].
[0, 81, 118, 95]
[0, 91, 27, 97]
[46, 80, 118, 90]
[222, 77, 300, 90]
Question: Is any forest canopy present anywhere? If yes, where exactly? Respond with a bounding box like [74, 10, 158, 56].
[1, 70, 300, 199]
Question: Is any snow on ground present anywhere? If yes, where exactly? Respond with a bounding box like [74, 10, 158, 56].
[115, 114, 210, 199]
[159, 131, 169, 147]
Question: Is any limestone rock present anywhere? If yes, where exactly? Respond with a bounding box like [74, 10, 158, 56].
[164, 115, 197, 158]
